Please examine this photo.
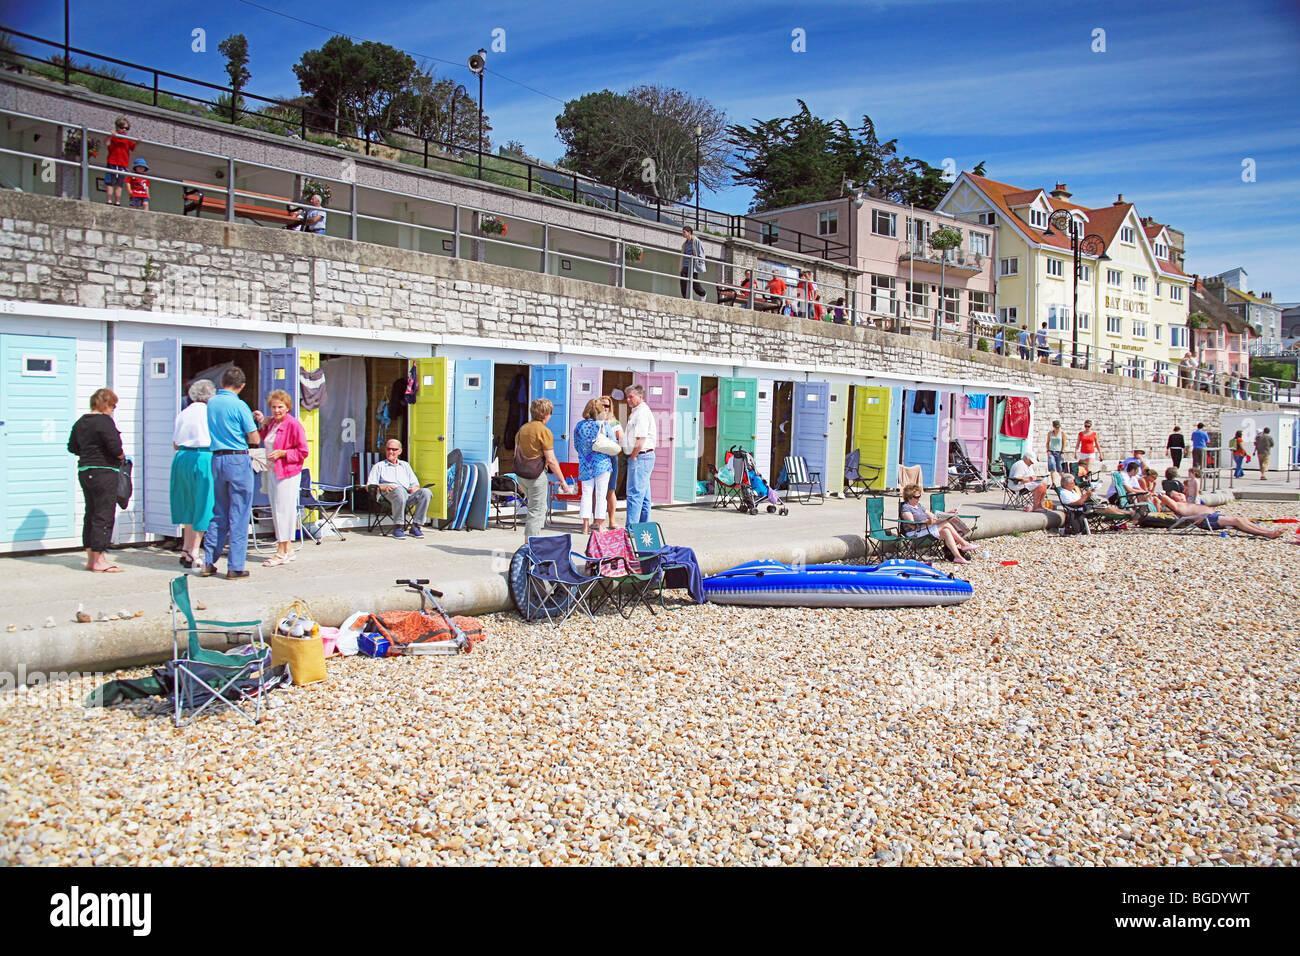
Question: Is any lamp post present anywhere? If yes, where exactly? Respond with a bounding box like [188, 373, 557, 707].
[694, 124, 702, 231]
[1046, 209, 1107, 369]
[446, 83, 467, 154]
[467, 49, 486, 180]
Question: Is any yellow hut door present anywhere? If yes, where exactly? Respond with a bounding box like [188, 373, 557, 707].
[407, 357, 451, 521]
[853, 386, 892, 491]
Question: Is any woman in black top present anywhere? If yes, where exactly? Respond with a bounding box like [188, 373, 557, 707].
[67, 388, 125, 572]
[1165, 425, 1185, 468]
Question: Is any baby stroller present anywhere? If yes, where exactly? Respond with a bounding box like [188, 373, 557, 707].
[726, 445, 789, 516]
[947, 440, 991, 493]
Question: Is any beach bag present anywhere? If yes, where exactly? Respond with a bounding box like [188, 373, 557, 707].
[592, 423, 621, 457]
[115, 458, 133, 508]
[271, 633, 327, 685]
[514, 451, 545, 480]
[716, 461, 735, 485]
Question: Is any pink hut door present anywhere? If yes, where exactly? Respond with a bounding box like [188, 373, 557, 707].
[953, 394, 989, 475]
[568, 366, 603, 462]
[634, 371, 676, 504]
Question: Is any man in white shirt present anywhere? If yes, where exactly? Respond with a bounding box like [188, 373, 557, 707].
[1106, 461, 1144, 505]
[1009, 451, 1049, 511]
[623, 384, 658, 524]
[366, 439, 431, 539]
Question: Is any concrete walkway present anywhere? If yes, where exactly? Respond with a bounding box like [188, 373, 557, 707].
[0, 485, 1237, 675]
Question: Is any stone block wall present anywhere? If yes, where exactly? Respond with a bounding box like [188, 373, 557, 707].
[0, 191, 1270, 457]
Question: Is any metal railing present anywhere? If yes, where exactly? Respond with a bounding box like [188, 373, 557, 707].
[897, 240, 985, 271]
[0, 25, 851, 263]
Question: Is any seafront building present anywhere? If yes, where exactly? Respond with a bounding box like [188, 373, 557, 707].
[1203, 268, 1284, 354]
[1189, 282, 1255, 381]
[936, 175, 1193, 380]
[749, 195, 999, 338]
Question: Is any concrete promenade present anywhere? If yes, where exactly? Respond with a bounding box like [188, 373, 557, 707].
[0, 479, 1258, 677]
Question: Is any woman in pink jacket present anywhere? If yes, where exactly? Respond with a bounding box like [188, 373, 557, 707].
[252, 389, 309, 567]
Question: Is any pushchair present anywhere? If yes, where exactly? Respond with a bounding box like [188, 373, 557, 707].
[720, 445, 788, 516]
[947, 440, 991, 492]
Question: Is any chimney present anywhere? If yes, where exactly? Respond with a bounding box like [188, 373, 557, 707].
[1141, 216, 1153, 226]
[1262, 292, 1272, 302]
[1050, 183, 1071, 199]
[1113, 194, 1125, 205]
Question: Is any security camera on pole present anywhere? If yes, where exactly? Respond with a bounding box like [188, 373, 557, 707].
[468, 49, 487, 180]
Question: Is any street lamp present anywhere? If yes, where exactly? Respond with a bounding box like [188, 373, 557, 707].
[1046, 209, 1108, 369]
[446, 83, 467, 154]
[467, 49, 487, 180]
[694, 124, 702, 231]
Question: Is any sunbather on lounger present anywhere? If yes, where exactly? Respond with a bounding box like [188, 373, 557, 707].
[1153, 494, 1283, 539]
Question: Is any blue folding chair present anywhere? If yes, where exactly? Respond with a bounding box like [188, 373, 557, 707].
[298, 467, 350, 543]
[516, 534, 606, 626]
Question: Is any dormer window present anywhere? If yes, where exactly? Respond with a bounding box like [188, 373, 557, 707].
[1121, 226, 1136, 244]
[1030, 209, 1048, 228]
[1154, 242, 1168, 259]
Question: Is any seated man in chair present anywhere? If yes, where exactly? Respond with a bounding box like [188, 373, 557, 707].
[1009, 452, 1051, 511]
[366, 440, 431, 539]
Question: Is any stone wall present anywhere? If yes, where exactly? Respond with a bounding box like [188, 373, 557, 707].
[0, 192, 1270, 455]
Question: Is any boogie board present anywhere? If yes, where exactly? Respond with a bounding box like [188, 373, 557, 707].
[439, 449, 465, 530]
[453, 463, 478, 530]
[466, 462, 491, 530]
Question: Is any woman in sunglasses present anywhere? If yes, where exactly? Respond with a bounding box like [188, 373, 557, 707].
[598, 394, 625, 527]
[899, 484, 978, 564]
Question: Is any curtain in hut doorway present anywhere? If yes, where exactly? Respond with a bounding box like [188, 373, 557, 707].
[319, 357, 368, 489]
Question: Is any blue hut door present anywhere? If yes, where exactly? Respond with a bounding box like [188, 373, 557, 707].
[902, 388, 940, 486]
[259, 347, 299, 416]
[453, 359, 493, 463]
[791, 381, 830, 484]
[142, 338, 182, 537]
[530, 364, 569, 461]
[0, 334, 77, 545]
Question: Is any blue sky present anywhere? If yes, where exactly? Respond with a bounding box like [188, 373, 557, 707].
[5, 0, 1300, 298]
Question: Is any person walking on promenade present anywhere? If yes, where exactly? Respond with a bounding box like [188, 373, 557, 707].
[679, 226, 707, 301]
[1036, 323, 1050, 362]
[623, 384, 657, 525]
[1017, 327, 1030, 360]
[1045, 420, 1066, 484]
[67, 388, 125, 573]
[171, 379, 215, 568]
[1076, 420, 1102, 469]
[1191, 422, 1210, 470]
[1230, 430, 1248, 478]
[1166, 425, 1185, 469]
[253, 389, 309, 565]
[202, 367, 260, 580]
[1255, 427, 1274, 480]
[514, 398, 573, 540]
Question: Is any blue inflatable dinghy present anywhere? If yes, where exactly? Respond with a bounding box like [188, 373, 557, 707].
[702, 559, 973, 608]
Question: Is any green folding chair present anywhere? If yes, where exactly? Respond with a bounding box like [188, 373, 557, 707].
[169, 575, 269, 727]
[928, 492, 980, 534]
[865, 496, 915, 559]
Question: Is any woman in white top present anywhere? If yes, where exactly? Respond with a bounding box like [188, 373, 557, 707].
[170, 379, 216, 568]
[598, 394, 626, 528]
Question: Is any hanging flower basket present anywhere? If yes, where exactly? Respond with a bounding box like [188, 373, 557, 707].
[301, 179, 332, 205]
[624, 245, 644, 263]
[480, 215, 508, 236]
[63, 131, 101, 160]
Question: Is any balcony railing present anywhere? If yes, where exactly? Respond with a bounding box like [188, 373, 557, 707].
[897, 241, 984, 272]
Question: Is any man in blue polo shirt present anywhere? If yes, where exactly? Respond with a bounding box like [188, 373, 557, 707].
[202, 367, 261, 579]
[1191, 422, 1210, 470]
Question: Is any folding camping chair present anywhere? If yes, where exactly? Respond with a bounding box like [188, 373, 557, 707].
[865, 496, 913, 559]
[491, 473, 524, 529]
[843, 448, 881, 498]
[1109, 471, 1157, 517]
[783, 455, 824, 504]
[892, 499, 948, 562]
[1000, 454, 1037, 510]
[546, 462, 582, 527]
[249, 482, 304, 555]
[707, 460, 744, 510]
[169, 575, 269, 727]
[298, 467, 350, 543]
[586, 528, 663, 618]
[626, 521, 694, 609]
[518, 534, 605, 626]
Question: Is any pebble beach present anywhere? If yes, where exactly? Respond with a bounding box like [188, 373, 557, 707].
[2, 503, 1297, 866]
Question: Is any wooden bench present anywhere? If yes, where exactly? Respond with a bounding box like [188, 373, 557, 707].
[717, 284, 783, 312]
[182, 181, 304, 227]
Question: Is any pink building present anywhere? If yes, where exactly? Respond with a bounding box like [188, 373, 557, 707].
[1190, 282, 1254, 379]
[748, 195, 998, 335]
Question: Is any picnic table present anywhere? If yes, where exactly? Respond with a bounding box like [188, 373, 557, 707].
[716, 284, 783, 312]
[182, 181, 304, 227]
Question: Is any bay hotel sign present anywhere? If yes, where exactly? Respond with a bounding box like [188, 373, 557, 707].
[1104, 294, 1149, 315]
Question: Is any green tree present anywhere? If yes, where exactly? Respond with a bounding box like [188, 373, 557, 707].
[217, 34, 251, 122]
[293, 36, 415, 141]
[555, 86, 728, 201]
[728, 101, 970, 211]
[392, 67, 489, 153]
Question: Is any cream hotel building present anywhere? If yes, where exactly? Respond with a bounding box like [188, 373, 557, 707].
[938, 174, 1192, 379]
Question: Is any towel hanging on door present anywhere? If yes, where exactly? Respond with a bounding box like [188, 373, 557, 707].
[1001, 397, 1031, 438]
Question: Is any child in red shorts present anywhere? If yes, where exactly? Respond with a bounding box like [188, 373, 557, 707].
[126, 158, 150, 210]
[105, 116, 136, 207]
